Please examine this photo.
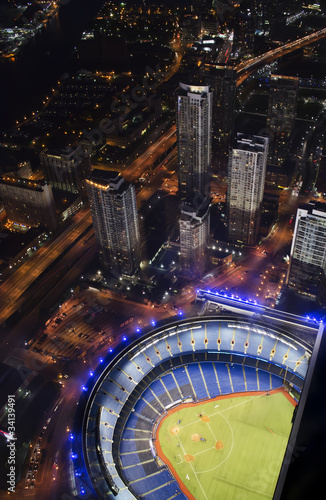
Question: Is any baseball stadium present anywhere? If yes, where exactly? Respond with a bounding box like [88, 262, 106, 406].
[71, 293, 322, 500]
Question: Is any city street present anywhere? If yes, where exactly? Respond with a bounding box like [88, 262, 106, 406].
[236, 27, 326, 86]
[0, 208, 93, 326]
[122, 124, 176, 183]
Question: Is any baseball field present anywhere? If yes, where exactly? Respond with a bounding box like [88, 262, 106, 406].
[155, 388, 296, 500]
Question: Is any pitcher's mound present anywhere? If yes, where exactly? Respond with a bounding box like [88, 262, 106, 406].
[215, 441, 224, 450]
[185, 454, 194, 462]
[170, 426, 179, 435]
[201, 415, 210, 422]
[191, 434, 200, 441]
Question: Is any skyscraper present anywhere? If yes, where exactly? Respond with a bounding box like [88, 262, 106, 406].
[86, 170, 140, 277]
[176, 82, 213, 200]
[266, 75, 298, 167]
[40, 145, 91, 195]
[179, 197, 210, 279]
[227, 134, 268, 245]
[203, 64, 236, 173]
[287, 202, 326, 303]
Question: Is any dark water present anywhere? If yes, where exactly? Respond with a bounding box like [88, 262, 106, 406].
[0, 0, 105, 132]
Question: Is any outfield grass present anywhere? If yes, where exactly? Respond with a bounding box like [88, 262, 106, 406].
[155, 389, 295, 500]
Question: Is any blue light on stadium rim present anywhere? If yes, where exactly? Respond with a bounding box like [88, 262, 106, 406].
[203, 288, 262, 308]
[305, 314, 324, 324]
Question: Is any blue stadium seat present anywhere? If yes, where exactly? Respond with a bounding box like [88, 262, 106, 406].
[200, 362, 221, 398]
[271, 372, 284, 389]
[167, 335, 180, 356]
[186, 364, 209, 400]
[140, 389, 163, 415]
[258, 368, 272, 391]
[214, 363, 232, 394]
[130, 470, 173, 498]
[160, 372, 181, 401]
[120, 437, 138, 454]
[148, 379, 173, 408]
[122, 463, 147, 482]
[244, 365, 259, 391]
[172, 366, 195, 399]
[134, 398, 158, 421]
[192, 325, 207, 350]
[106, 368, 136, 393]
[141, 344, 163, 361]
[120, 450, 152, 468]
[125, 411, 142, 430]
[121, 359, 147, 383]
[100, 422, 114, 440]
[125, 353, 152, 376]
[143, 481, 185, 500]
[228, 363, 246, 393]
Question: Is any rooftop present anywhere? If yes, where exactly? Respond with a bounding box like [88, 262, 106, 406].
[87, 169, 127, 192]
[178, 82, 211, 98]
[0, 175, 48, 192]
[235, 133, 268, 153]
[300, 201, 326, 217]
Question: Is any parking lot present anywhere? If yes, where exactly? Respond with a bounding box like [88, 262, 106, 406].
[26, 287, 166, 366]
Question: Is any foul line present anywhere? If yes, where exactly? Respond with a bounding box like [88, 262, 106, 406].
[177, 433, 209, 500]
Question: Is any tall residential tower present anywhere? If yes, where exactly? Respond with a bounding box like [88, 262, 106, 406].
[227, 134, 268, 245]
[177, 82, 213, 200]
[86, 170, 140, 277]
[287, 202, 326, 303]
